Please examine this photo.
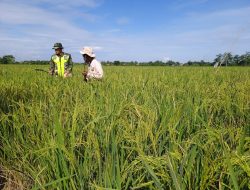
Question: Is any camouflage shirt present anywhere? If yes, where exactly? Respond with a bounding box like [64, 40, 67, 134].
[49, 52, 73, 75]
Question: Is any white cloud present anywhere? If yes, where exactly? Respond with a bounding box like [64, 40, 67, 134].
[116, 17, 130, 25]
[92, 46, 103, 50]
[0, 0, 249, 62]
[0, 1, 96, 28]
[173, 0, 209, 10]
[104, 29, 121, 33]
[0, 0, 95, 61]
[1, 0, 102, 8]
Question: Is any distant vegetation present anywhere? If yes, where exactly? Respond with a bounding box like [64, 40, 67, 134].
[0, 55, 15, 64]
[0, 52, 250, 66]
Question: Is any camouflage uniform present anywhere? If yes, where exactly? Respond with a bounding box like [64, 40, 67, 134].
[49, 42, 73, 77]
[49, 53, 73, 76]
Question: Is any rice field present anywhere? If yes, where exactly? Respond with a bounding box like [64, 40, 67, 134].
[0, 64, 249, 190]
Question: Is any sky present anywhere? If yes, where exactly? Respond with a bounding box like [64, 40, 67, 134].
[0, 0, 250, 63]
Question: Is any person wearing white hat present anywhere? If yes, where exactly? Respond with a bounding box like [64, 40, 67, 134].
[80, 47, 103, 82]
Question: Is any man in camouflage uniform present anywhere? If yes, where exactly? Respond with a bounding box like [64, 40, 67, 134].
[49, 43, 73, 77]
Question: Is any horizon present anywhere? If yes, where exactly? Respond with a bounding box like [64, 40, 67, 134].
[9, 52, 248, 65]
[0, 0, 250, 62]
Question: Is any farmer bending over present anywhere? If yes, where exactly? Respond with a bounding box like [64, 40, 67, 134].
[80, 47, 103, 82]
[49, 43, 73, 77]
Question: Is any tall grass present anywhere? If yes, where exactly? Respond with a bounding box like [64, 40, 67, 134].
[0, 65, 249, 189]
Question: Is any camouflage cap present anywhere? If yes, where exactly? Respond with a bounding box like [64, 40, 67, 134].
[52, 43, 64, 49]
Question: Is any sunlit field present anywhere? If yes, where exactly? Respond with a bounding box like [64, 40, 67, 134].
[0, 64, 249, 190]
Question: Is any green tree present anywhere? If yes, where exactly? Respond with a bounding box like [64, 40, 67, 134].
[214, 54, 223, 64]
[226, 53, 234, 66]
[233, 54, 241, 66]
[213, 53, 232, 66]
[239, 52, 250, 66]
[114, 60, 121, 66]
[2, 55, 15, 64]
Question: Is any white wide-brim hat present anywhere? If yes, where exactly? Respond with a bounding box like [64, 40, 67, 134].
[80, 47, 96, 57]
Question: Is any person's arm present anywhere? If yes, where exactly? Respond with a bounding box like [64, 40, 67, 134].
[86, 63, 95, 78]
[49, 56, 55, 75]
[87, 61, 103, 78]
[95, 62, 103, 77]
[65, 54, 73, 74]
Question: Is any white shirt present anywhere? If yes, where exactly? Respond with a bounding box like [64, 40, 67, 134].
[87, 59, 103, 79]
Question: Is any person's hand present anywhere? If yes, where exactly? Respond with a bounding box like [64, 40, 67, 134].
[64, 72, 72, 78]
[49, 70, 54, 75]
[82, 71, 87, 77]
[82, 71, 88, 82]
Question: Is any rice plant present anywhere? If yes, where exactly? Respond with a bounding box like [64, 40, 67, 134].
[0, 64, 249, 189]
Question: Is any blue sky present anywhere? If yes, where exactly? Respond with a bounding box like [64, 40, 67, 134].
[0, 0, 250, 63]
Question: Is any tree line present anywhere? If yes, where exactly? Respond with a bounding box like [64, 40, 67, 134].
[0, 52, 250, 66]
